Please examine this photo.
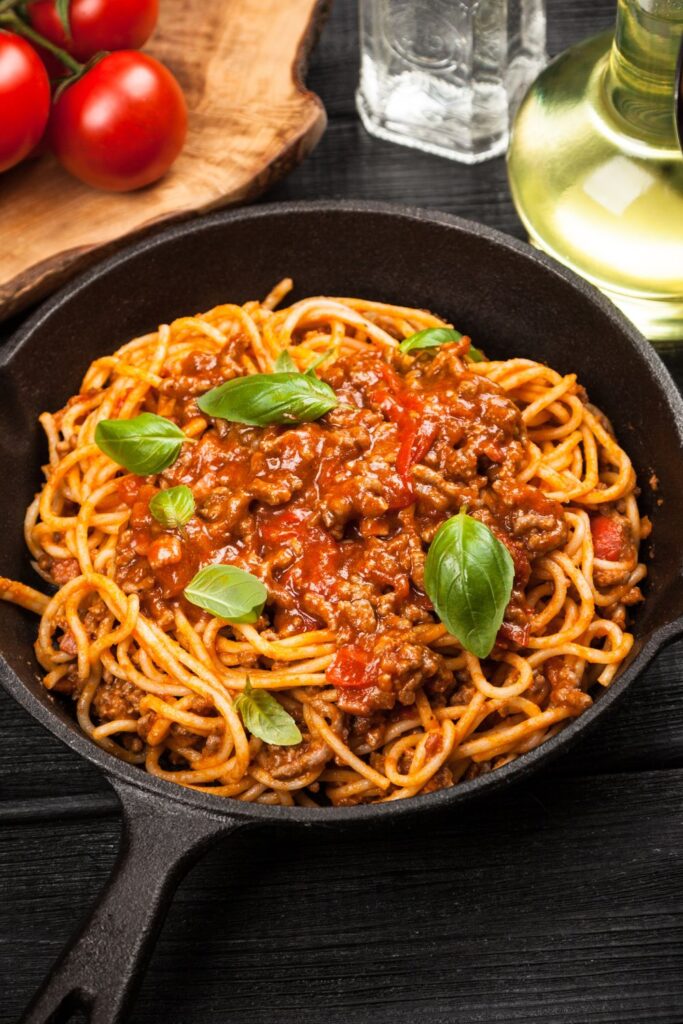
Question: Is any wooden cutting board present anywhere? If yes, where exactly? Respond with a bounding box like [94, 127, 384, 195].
[0, 0, 329, 321]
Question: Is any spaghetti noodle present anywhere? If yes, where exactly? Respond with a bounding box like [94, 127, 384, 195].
[0, 283, 649, 805]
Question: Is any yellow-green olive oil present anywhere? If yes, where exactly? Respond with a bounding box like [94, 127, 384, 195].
[507, 1, 683, 343]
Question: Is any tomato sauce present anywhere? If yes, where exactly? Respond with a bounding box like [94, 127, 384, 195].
[113, 346, 569, 711]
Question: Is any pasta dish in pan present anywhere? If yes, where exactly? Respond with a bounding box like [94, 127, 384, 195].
[0, 281, 648, 805]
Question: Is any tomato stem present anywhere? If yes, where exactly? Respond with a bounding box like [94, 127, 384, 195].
[0, 10, 82, 73]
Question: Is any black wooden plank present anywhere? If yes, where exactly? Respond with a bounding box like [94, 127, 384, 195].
[2, 769, 683, 1024]
[561, 640, 683, 774]
[0, 792, 118, 824]
[268, 117, 524, 237]
[0, 689, 108, 800]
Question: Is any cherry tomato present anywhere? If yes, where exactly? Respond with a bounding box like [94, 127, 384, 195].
[49, 51, 187, 192]
[0, 30, 50, 173]
[28, 0, 158, 63]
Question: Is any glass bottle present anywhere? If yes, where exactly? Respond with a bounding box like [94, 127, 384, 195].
[507, 0, 683, 343]
[356, 0, 547, 164]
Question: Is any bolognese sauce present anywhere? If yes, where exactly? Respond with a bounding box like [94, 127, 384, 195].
[0, 284, 648, 805]
[112, 342, 579, 719]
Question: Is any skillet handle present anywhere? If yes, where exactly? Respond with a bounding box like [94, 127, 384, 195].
[20, 777, 244, 1024]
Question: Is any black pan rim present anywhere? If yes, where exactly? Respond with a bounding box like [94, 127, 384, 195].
[2, 198, 683, 826]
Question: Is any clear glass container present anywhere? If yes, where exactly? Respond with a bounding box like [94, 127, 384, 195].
[507, 0, 683, 344]
[356, 0, 547, 165]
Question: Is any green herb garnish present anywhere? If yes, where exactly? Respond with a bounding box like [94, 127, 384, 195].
[149, 485, 195, 530]
[183, 564, 267, 624]
[399, 327, 463, 353]
[424, 510, 514, 659]
[197, 372, 337, 426]
[398, 326, 485, 362]
[95, 413, 186, 475]
[234, 679, 302, 746]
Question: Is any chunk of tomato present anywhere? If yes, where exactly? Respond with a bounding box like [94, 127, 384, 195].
[591, 515, 625, 561]
[327, 645, 375, 689]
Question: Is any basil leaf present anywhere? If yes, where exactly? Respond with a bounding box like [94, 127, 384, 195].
[399, 327, 463, 353]
[197, 372, 337, 426]
[424, 510, 514, 659]
[149, 485, 195, 529]
[95, 413, 186, 475]
[56, 0, 71, 37]
[235, 679, 302, 746]
[184, 564, 267, 623]
[468, 345, 485, 362]
[274, 350, 297, 372]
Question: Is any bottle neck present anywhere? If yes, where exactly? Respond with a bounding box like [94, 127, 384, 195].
[605, 0, 682, 145]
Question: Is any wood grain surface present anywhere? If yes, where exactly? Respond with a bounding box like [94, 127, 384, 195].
[0, 0, 328, 321]
[2, 1, 683, 1022]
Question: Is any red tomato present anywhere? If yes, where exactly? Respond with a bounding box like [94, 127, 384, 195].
[590, 515, 625, 561]
[369, 366, 429, 506]
[49, 51, 187, 192]
[396, 417, 439, 488]
[258, 507, 313, 546]
[327, 646, 375, 689]
[28, 0, 158, 62]
[0, 31, 50, 172]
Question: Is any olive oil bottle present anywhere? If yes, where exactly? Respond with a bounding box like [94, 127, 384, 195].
[507, 0, 683, 344]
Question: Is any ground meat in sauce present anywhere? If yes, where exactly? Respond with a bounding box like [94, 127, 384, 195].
[544, 657, 592, 712]
[256, 736, 330, 780]
[39, 556, 80, 584]
[92, 677, 141, 721]
[108, 345, 570, 718]
[419, 763, 454, 794]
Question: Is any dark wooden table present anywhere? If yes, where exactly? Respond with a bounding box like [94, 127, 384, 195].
[2, 3, 683, 1021]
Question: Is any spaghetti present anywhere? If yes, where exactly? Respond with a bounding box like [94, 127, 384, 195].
[0, 282, 649, 805]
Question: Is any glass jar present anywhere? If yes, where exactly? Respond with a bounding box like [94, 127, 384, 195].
[356, 0, 547, 164]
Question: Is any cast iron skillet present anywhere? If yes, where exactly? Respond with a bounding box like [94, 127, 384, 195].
[2, 201, 683, 1024]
